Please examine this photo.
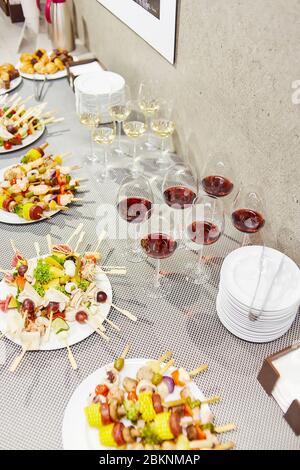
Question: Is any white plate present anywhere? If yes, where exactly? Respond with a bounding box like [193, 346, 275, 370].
[0, 76, 23, 96]
[0, 162, 74, 224]
[220, 246, 300, 311]
[62, 358, 210, 450]
[0, 266, 112, 351]
[0, 122, 45, 155]
[17, 53, 77, 81]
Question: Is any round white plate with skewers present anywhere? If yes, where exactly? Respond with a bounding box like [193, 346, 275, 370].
[0, 264, 112, 351]
[62, 358, 211, 450]
[0, 121, 45, 155]
[0, 76, 23, 96]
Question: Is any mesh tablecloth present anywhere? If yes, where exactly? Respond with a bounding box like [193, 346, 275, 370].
[0, 79, 299, 450]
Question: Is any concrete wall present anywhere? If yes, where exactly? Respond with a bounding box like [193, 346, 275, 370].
[73, 0, 300, 263]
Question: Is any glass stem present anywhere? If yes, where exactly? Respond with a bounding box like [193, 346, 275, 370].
[133, 224, 141, 254]
[242, 233, 250, 247]
[158, 138, 166, 164]
[154, 259, 161, 289]
[117, 121, 122, 150]
[132, 140, 137, 173]
[195, 245, 205, 277]
[103, 147, 108, 179]
[90, 130, 95, 160]
[146, 115, 151, 144]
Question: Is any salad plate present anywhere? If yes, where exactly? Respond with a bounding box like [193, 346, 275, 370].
[62, 357, 222, 451]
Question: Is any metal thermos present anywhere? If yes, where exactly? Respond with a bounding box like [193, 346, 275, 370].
[45, 0, 75, 52]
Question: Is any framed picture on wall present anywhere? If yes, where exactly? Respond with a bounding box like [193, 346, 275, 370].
[97, 0, 178, 64]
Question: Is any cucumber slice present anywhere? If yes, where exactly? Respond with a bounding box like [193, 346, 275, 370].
[52, 317, 69, 335]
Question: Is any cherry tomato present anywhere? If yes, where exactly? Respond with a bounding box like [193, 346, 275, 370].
[75, 311, 88, 324]
[4, 142, 12, 150]
[53, 312, 66, 320]
[95, 384, 109, 397]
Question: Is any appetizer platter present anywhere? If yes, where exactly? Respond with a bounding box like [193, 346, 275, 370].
[0, 143, 82, 224]
[0, 227, 135, 370]
[0, 93, 62, 153]
[18, 48, 73, 81]
[63, 352, 236, 450]
[0, 64, 22, 95]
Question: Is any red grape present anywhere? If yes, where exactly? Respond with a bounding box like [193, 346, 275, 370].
[97, 291, 108, 303]
[75, 311, 88, 324]
[22, 299, 35, 314]
[18, 265, 28, 277]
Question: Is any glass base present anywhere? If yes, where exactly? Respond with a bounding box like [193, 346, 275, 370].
[85, 153, 97, 163]
[142, 279, 172, 299]
[96, 168, 117, 183]
[143, 140, 159, 151]
[119, 244, 146, 264]
[186, 263, 210, 285]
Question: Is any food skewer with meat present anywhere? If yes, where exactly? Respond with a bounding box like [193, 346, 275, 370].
[0, 144, 81, 221]
[84, 354, 236, 450]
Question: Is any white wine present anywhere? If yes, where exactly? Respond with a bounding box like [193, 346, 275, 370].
[151, 119, 175, 138]
[109, 105, 130, 122]
[123, 121, 147, 139]
[139, 98, 160, 115]
[79, 113, 101, 128]
[93, 127, 116, 145]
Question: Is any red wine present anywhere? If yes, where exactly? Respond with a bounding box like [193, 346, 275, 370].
[188, 221, 221, 246]
[231, 209, 265, 233]
[117, 197, 152, 223]
[163, 186, 196, 209]
[141, 233, 178, 259]
[202, 175, 233, 197]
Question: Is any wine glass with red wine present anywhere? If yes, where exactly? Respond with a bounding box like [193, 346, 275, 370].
[162, 164, 198, 249]
[116, 175, 154, 263]
[231, 186, 265, 246]
[140, 207, 178, 298]
[184, 195, 225, 285]
[201, 153, 234, 198]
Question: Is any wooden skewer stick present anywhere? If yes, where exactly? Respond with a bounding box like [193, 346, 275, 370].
[43, 117, 64, 125]
[0, 268, 13, 274]
[34, 242, 40, 258]
[201, 395, 221, 405]
[214, 423, 237, 434]
[100, 269, 127, 276]
[121, 344, 131, 358]
[10, 239, 18, 254]
[67, 223, 84, 245]
[60, 151, 72, 159]
[45, 311, 53, 343]
[1, 97, 22, 120]
[74, 231, 85, 253]
[104, 317, 120, 332]
[93, 327, 110, 342]
[9, 346, 28, 372]
[158, 351, 173, 363]
[94, 230, 107, 253]
[71, 198, 84, 203]
[110, 303, 137, 322]
[101, 265, 126, 270]
[65, 341, 78, 370]
[46, 234, 52, 254]
[40, 142, 49, 151]
[189, 364, 209, 376]
[214, 441, 235, 450]
[160, 358, 175, 375]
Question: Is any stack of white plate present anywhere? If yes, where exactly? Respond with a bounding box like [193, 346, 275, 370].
[74, 71, 125, 123]
[216, 246, 300, 343]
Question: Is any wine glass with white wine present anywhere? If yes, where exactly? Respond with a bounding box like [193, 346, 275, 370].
[138, 79, 160, 150]
[123, 101, 147, 175]
[150, 100, 175, 170]
[109, 85, 132, 156]
[76, 89, 101, 163]
[92, 122, 117, 182]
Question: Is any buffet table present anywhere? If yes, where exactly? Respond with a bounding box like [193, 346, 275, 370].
[0, 77, 299, 450]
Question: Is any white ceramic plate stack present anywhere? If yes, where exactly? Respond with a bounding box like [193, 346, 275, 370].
[216, 246, 300, 343]
[74, 71, 125, 123]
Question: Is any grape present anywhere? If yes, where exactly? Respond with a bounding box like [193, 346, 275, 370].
[75, 311, 88, 324]
[18, 265, 28, 277]
[46, 302, 60, 314]
[22, 299, 35, 314]
[96, 291, 108, 303]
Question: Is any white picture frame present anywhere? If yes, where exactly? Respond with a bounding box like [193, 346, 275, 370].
[97, 0, 177, 64]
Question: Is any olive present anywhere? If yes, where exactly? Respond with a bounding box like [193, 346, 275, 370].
[152, 372, 163, 386]
[75, 311, 88, 324]
[22, 299, 35, 314]
[96, 291, 108, 303]
[39, 166, 46, 174]
[18, 264, 28, 277]
[114, 357, 125, 372]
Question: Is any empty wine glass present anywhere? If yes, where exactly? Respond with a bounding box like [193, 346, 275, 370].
[93, 121, 117, 182]
[231, 185, 266, 246]
[184, 195, 225, 285]
[123, 101, 147, 175]
[162, 164, 198, 249]
[76, 89, 101, 163]
[150, 100, 175, 170]
[138, 79, 160, 150]
[109, 84, 131, 155]
[116, 175, 154, 263]
[140, 206, 178, 298]
[201, 153, 234, 198]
